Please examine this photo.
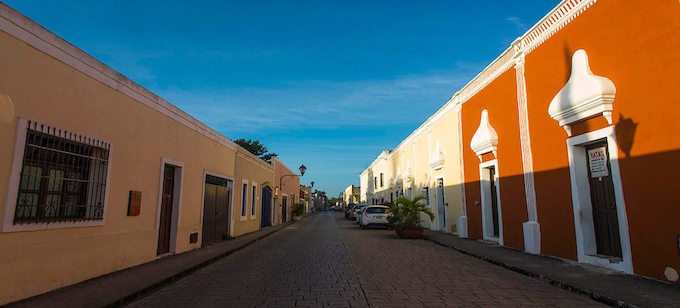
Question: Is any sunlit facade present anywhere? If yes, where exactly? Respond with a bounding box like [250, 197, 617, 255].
[360, 0, 680, 284]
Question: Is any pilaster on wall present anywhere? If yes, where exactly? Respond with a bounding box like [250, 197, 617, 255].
[455, 102, 468, 238]
[513, 52, 540, 254]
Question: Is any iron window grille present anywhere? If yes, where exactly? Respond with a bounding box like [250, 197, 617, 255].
[14, 122, 110, 224]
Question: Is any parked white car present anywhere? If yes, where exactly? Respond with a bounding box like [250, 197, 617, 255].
[359, 205, 390, 228]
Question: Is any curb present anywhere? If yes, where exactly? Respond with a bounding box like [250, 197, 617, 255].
[423, 235, 635, 308]
[110, 221, 297, 307]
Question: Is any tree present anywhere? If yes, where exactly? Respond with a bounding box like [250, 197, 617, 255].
[326, 197, 341, 207]
[314, 190, 327, 199]
[234, 138, 278, 162]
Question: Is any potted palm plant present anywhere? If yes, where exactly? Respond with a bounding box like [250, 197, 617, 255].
[387, 196, 434, 239]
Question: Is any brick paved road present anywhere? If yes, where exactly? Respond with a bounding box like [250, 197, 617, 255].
[128, 212, 603, 307]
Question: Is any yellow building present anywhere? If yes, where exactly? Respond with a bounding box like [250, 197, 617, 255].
[0, 4, 277, 304]
[359, 99, 466, 235]
[342, 185, 360, 205]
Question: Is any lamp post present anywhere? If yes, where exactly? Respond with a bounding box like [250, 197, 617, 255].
[279, 164, 306, 195]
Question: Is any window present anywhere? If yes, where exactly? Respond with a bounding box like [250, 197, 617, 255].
[251, 184, 257, 216]
[241, 182, 248, 216]
[374, 177, 377, 187]
[14, 125, 109, 224]
[380, 173, 384, 187]
[366, 207, 389, 214]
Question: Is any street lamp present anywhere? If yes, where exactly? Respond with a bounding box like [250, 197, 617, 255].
[279, 164, 307, 194]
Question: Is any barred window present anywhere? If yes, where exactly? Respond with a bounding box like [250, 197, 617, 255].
[14, 124, 110, 224]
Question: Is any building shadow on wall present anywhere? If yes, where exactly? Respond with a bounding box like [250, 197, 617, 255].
[457, 148, 679, 282]
[615, 114, 638, 158]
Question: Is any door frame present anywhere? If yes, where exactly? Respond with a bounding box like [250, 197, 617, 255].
[200, 170, 235, 243]
[479, 159, 503, 245]
[281, 193, 288, 222]
[273, 197, 279, 225]
[566, 126, 633, 273]
[156, 158, 184, 256]
[260, 184, 273, 227]
[435, 175, 447, 232]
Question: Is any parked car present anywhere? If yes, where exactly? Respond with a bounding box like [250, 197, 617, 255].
[355, 206, 366, 224]
[359, 205, 390, 228]
[349, 204, 366, 221]
[344, 205, 352, 219]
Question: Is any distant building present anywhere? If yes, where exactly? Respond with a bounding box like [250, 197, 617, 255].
[342, 184, 360, 205]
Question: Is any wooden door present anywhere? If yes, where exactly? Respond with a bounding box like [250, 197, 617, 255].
[157, 165, 175, 255]
[586, 141, 622, 257]
[202, 183, 217, 246]
[436, 178, 446, 231]
[202, 176, 231, 246]
[261, 186, 272, 228]
[282, 196, 287, 222]
[215, 185, 230, 240]
[489, 166, 500, 237]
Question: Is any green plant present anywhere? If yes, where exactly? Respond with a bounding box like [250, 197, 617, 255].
[292, 202, 306, 216]
[387, 196, 434, 230]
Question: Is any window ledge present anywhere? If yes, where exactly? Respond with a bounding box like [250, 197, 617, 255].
[2, 220, 104, 233]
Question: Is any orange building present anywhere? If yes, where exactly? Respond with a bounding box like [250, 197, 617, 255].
[458, 0, 680, 284]
[272, 157, 301, 224]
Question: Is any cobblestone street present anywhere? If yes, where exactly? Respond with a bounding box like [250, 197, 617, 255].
[128, 212, 604, 307]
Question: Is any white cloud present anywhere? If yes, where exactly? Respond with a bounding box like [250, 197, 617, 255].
[153, 62, 484, 135]
[505, 16, 527, 31]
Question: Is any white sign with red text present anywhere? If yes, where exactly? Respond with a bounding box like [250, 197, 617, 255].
[588, 146, 609, 178]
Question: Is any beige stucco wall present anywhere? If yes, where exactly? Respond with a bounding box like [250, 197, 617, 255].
[359, 170, 369, 203]
[358, 101, 464, 234]
[232, 153, 274, 237]
[0, 20, 272, 304]
[426, 109, 464, 234]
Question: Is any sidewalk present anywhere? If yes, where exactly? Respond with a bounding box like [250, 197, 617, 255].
[8, 220, 300, 308]
[424, 230, 680, 308]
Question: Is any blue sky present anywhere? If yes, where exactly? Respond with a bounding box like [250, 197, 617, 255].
[5, 0, 557, 197]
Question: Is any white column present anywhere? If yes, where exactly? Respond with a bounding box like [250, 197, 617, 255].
[455, 101, 468, 238]
[514, 53, 540, 254]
